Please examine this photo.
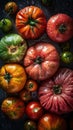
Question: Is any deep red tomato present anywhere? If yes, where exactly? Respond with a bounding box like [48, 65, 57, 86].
[38, 68, 73, 114]
[15, 6, 47, 39]
[1, 97, 25, 120]
[24, 120, 37, 130]
[25, 80, 38, 92]
[19, 90, 32, 102]
[25, 101, 43, 120]
[38, 114, 67, 130]
[24, 42, 60, 80]
[47, 14, 73, 43]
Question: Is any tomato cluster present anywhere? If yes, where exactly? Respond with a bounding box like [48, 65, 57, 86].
[0, 1, 73, 130]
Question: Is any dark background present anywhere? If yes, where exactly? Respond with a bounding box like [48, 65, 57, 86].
[0, 0, 73, 130]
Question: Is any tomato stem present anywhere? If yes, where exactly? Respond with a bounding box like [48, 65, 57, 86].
[26, 17, 38, 26]
[4, 72, 12, 82]
[59, 24, 67, 33]
[53, 85, 62, 94]
[34, 56, 43, 64]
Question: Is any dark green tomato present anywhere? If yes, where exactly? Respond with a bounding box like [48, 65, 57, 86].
[0, 34, 27, 63]
[41, 0, 53, 6]
[0, 18, 12, 32]
[24, 121, 37, 130]
[61, 51, 73, 64]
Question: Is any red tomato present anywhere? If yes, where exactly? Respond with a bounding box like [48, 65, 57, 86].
[38, 114, 67, 130]
[47, 14, 73, 43]
[25, 101, 43, 120]
[38, 68, 73, 114]
[24, 42, 60, 80]
[25, 80, 38, 92]
[15, 6, 47, 39]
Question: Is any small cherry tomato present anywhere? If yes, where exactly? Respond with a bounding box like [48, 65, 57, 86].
[19, 90, 32, 102]
[61, 51, 73, 64]
[24, 120, 37, 130]
[0, 18, 12, 32]
[26, 101, 43, 120]
[25, 80, 38, 92]
[5, 2, 18, 14]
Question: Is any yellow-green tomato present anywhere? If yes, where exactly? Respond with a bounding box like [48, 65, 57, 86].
[0, 18, 12, 32]
[61, 51, 73, 64]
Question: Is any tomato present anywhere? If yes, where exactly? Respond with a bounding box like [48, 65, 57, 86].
[41, 0, 53, 6]
[0, 34, 27, 63]
[5, 2, 18, 14]
[1, 97, 25, 120]
[25, 101, 43, 120]
[47, 14, 73, 43]
[15, 6, 47, 39]
[61, 51, 73, 64]
[24, 42, 60, 80]
[0, 18, 12, 32]
[24, 120, 37, 130]
[38, 114, 67, 130]
[38, 68, 73, 114]
[19, 90, 32, 102]
[25, 80, 38, 92]
[0, 64, 27, 93]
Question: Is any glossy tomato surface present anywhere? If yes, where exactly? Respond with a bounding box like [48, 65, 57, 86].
[1, 97, 25, 120]
[24, 42, 60, 80]
[0, 64, 27, 93]
[38, 114, 67, 130]
[25, 101, 43, 120]
[47, 14, 73, 43]
[15, 6, 47, 39]
[38, 68, 73, 114]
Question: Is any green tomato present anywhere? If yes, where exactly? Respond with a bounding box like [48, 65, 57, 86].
[24, 121, 37, 130]
[61, 51, 73, 64]
[0, 18, 12, 32]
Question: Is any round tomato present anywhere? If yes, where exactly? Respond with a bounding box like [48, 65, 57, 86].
[38, 114, 67, 130]
[25, 80, 38, 92]
[24, 120, 37, 130]
[19, 90, 32, 102]
[24, 42, 60, 80]
[15, 6, 47, 39]
[1, 97, 25, 120]
[61, 51, 73, 64]
[0, 64, 27, 93]
[5, 2, 18, 14]
[38, 68, 73, 114]
[47, 14, 73, 43]
[0, 18, 12, 32]
[25, 101, 43, 120]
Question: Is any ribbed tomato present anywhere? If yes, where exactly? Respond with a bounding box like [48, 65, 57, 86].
[15, 6, 47, 39]
[24, 42, 60, 80]
[0, 64, 27, 93]
[38, 68, 73, 114]
[38, 114, 67, 130]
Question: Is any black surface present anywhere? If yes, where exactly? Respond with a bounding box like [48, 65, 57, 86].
[0, 0, 73, 130]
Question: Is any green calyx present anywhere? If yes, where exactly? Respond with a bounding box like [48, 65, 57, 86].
[4, 72, 12, 82]
[26, 17, 38, 26]
[59, 24, 67, 34]
[34, 56, 43, 64]
[53, 85, 62, 94]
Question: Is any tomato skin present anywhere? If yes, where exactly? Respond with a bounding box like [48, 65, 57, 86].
[15, 6, 47, 39]
[1, 97, 25, 120]
[5, 2, 18, 14]
[38, 114, 67, 130]
[24, 120, 37, 130]
[47, 14, 73, 43]
[25, 80, 38, 92]
[0, 18, 12, 32]
[24, 42, 60, 80]
[25, 101, 43, 120]
[0, 64, 27, 93]
[38, 68, 73, 114]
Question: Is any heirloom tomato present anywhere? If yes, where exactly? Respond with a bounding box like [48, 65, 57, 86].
[25, 101, 43, 120]
[24, 120, 37, 130]
[0, 34, 27, 63]
[15, 6, 47, 39]
[1, 97, 25, 120]
[38, 114, 67, 130]
[24, 42, 60, 80]
[39, 68, 73, 114]
[47, 14, 73, 43]
[0, 64, 27, 93]
[5, 2, 18, 14]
